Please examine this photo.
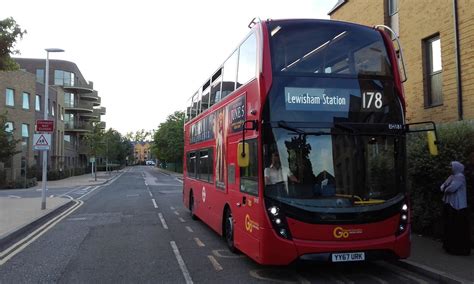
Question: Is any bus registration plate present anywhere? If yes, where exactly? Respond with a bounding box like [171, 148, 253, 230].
[331, 252, 365, 262]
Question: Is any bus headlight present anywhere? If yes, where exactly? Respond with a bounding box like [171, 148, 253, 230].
[265, 202, 292, 240]
[397, 202, 409, 235]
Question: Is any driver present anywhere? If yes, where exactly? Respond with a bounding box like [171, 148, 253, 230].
[264, 152, 298, 185]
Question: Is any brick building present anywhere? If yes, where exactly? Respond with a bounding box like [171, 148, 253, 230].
[133, 141, 151, 164]
[0, 58, 106, 186]
[329, 0, 474, 123]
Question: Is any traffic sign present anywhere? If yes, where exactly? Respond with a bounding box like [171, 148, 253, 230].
[33, 134, 51, 151]
[36, 120, 54, 132]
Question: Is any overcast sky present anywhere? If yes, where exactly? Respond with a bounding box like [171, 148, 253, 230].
[2, 0, 337, 135]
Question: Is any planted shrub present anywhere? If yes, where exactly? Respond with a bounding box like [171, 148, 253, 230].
[408, 122, 474, 237]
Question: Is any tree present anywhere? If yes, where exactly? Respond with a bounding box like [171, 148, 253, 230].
[125, 129, 151, 142]
[152, 111, 184, 170]
[0, 17, 27, 71]
[0, 112, 21, 163]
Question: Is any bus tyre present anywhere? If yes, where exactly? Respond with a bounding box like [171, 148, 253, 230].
[224, 209, 237, 253]
[190, 192, 197, 220]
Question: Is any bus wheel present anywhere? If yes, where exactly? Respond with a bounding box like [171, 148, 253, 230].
[190, 192, 197, 220]
[224, 209, 237, 253]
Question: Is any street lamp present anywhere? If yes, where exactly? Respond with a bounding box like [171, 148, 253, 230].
[41, 48, 64, 210]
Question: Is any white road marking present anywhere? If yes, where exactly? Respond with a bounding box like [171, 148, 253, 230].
[152, 199, 158, 209]
[148, 191, 153, 197]
[178, 217, 185, 223]
[185, 226, 193, 233]
[78, 186, 101, 200]
[0, 200, 83, 265]
[49, 195, 54, 198]
[212, 249, 245, 259]
[174, 211, 180, 216]
[126, 194, 139, 197]
[7, 195, 21, 199]
[170, 241, 193, 284]
[194, 238, 205, 247]
[207, 255, 223, 271]
[158, 213, 168, 229]
[67, 217, 87, 221]
[170, 206, 175, 210]
[175, 178, 183, 184]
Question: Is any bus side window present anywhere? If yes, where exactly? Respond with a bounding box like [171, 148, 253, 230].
[221, 50, 238, 100]
[240, 139, 258, 196]
[187, 152, 196, 178]
[201, 81, 210, 112]
[237, 33, 257, 88]
[210, 69, 222, 106]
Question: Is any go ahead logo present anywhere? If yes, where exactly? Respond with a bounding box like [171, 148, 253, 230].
[333, 226, 363, 239]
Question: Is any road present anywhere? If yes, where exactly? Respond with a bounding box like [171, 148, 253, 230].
[0, 166, 436, 283]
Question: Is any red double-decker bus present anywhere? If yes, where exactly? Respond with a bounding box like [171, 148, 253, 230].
[183, 18, 433, 265]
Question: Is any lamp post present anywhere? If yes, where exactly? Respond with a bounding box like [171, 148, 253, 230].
[41, 48, 64, 210]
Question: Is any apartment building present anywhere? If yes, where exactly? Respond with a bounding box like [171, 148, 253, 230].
[329, 0, 474, 123]
[133, 141, 151, 164]
[0, 58, 106, 185]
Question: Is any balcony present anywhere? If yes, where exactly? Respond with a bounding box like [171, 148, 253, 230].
[63, 82, 94, 94]
[80, 90, 99, 102]
[97, 121, 106, 129]
[80, 110, 100, 120]
[64, 121, 92, 133]
[99, 107, 106, 115]
[65, 101, 94, 113]
[93, 96, 102, 107]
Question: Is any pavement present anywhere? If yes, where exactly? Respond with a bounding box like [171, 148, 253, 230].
[1, 166, 472, 283]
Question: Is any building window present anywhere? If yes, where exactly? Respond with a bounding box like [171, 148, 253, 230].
[240, 139, 258, 196]
[424, 35, 443, 107]
[22, 92, 30, 109]
[5, 122, 14, 133]
[54, 70, 75, 86]
[22, 123, 29, 138]
[388, 0, 398, 16]
[35, 95, 41, 111]
[36, 69, 45, 84]
[5, 88, 14, 106]
[64, 92, 74, 107]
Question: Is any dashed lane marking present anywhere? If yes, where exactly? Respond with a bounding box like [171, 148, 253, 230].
[207, 255, 223, 271]
[158, 213, 169, 229]
[152, 199, 158, 209]
[170, 206, 175, 210]
[185, 226, 194, 233]
[174, 211, 180, 216]
[170, 241, 193, 284]
[194, 238, 205, 247]
[178, 217, 185, 223]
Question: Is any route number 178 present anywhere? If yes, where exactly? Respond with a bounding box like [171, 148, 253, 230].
[362, 91, 383, 109]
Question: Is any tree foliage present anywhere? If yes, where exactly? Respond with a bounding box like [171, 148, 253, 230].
[125, 129, 151, 142]
[0, 112, 21, 163]
[152, 111, 184, 164]
[0, 17, 26, 71]
[84, 124, 132, 165]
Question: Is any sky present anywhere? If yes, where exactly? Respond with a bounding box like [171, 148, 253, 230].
[1, 0, 338, 135]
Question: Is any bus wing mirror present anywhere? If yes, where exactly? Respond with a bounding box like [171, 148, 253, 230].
[237, 142, 250, 167]
[405, 121, 439, 156]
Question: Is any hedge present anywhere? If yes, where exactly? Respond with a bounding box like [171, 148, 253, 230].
[407, 121, 474, 238]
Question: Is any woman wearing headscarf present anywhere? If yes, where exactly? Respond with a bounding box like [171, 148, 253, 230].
[440, 161, 471, 255]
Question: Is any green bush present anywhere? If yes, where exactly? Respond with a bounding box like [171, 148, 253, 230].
[408, 122, 474, 237]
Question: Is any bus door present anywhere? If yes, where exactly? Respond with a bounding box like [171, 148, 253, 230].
[229, 137, 261, 261]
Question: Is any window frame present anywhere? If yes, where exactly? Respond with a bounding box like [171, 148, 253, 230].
[423, 34, 443, 107]
[22, 92, 30, 110]
[240, 138, 259, 196]
[5, 88, 15, 107]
